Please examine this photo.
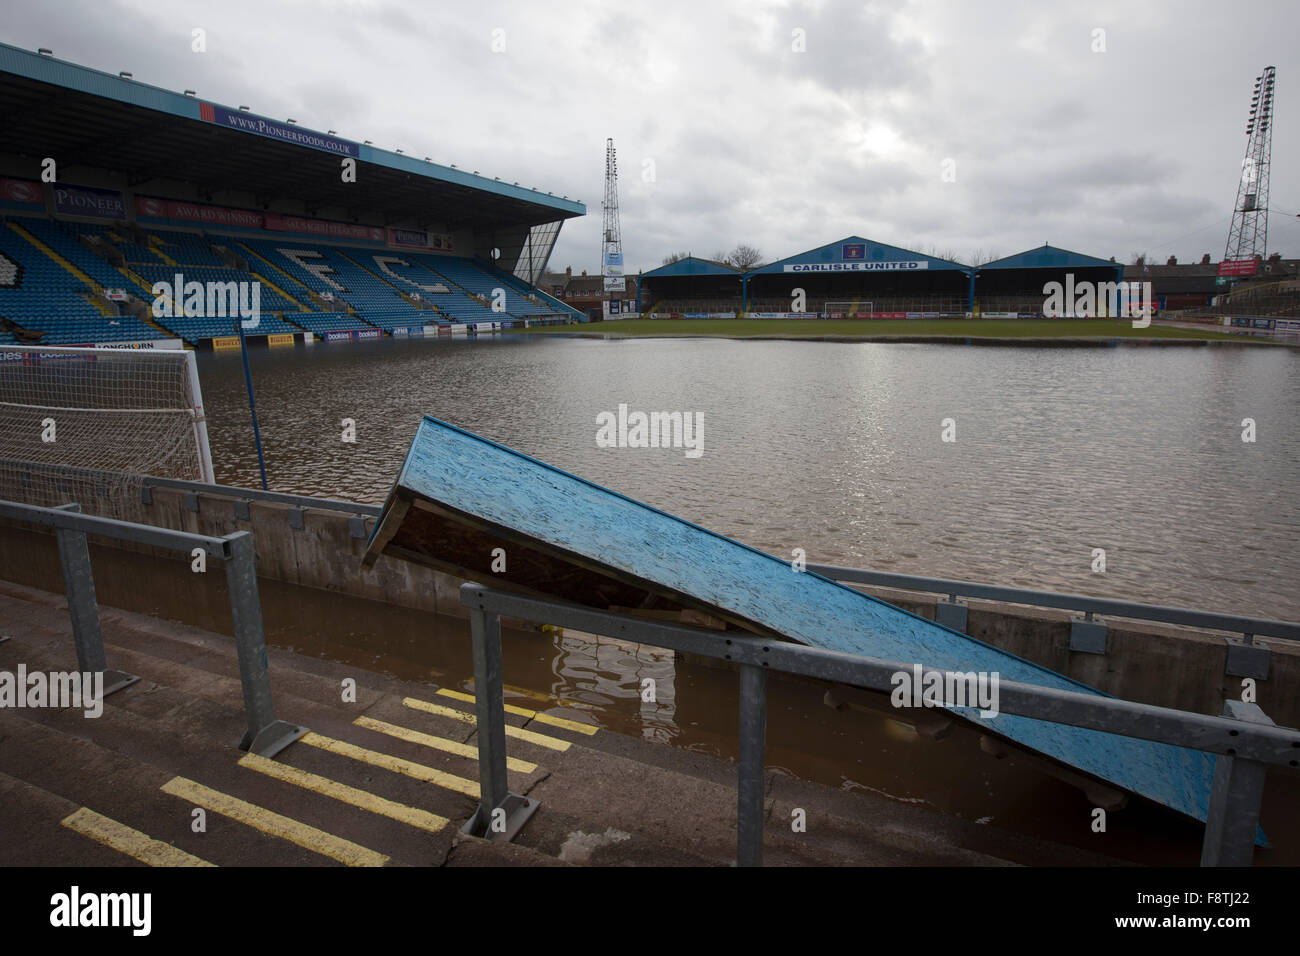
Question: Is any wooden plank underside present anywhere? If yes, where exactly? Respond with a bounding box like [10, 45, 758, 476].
[389, 493, 765, 635]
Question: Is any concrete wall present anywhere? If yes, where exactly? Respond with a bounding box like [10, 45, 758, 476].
[137, 484, 463, 617]
[2, 481, 1294, 729]
[856, 587, 1295, 728]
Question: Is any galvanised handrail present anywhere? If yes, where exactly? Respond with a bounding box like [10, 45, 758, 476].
[0, 497, 305, 757]
[808, 562, 1300, 644]
[459, 582, 1299, 867]
[140, 474, 381, 518]
[17, 468, 1293, 645]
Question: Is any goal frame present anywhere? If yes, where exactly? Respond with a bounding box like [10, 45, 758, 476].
[824, 300, 875, 318]
[0, 343, 214, 484]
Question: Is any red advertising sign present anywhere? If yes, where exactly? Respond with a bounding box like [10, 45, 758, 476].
[1218, 258, 1258, 277]
[135, 196, 265, 228]
[0, 178, 43, 206]
[265, 212, 384, 242]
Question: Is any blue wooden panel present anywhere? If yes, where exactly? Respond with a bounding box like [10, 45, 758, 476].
[371, 415, 1249, 840]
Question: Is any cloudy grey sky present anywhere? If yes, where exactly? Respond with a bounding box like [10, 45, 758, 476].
[2, 0, 1297, 273]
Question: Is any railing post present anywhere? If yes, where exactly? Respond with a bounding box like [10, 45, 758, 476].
[52, 503, 138, 696]
[461, 596, 538, 841]
[1200, 700, 1272, 867]
[223, 531, 304, 757]
[737, 662, 768, 867]
[472, 606, 509, 816]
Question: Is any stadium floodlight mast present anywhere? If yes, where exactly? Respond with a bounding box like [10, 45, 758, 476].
[1224, 65, 1276, 264]
[601, 138, 625, 306]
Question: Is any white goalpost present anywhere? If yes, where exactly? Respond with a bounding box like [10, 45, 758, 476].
[824, 300, 874, 318]
[0, 344, 214, 517]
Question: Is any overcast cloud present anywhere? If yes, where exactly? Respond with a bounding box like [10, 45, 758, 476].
[2, 0, 1297, 272]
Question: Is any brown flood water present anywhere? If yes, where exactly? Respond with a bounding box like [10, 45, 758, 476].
[199, 335, 1300, 863]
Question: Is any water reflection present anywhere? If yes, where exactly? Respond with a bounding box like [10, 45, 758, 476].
[198, 336, 1300, 620]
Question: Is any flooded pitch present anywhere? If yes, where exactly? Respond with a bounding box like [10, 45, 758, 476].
[182, 334, 1300, 862]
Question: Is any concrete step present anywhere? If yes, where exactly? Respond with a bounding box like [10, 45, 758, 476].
[0, 579, 1131, 866]
[0, 769, 138, 866]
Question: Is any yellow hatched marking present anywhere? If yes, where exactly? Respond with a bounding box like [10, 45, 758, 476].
[160, 776, 387, 867]
[401, 697, 571, 752]
[300, 732, 479, 797]
[436, 688, 599, 735]
[61, 807, 214, 867]
[238, 753, 449, 834]
[504, 682, 556, 703]
[353, 716, 537, 773]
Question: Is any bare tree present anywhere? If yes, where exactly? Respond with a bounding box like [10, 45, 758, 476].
[661, 251, 692, 266]
[968, 248, 1000, 266]
[1128, 250, 1149, 265]
[727, 244, 764, 271]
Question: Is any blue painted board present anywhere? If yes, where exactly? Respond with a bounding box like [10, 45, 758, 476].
[369, 415, 1249, 841]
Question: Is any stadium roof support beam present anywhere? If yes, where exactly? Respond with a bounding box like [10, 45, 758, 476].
[127, 137, 228, 187]
[0, 41, 585, 234]
[0, 85, 83, 140]
[63, 115, 180, 168]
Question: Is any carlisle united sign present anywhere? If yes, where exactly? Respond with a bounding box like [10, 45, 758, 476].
[784, 260, 928, 272]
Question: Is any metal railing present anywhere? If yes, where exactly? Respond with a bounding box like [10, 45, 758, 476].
[459, 582, 1300, 867]
[806, 563, 1300, 645]
[0, 497, 305, 757]
[139, 474, 381, 521]
[45, 473, 1300, 651]
[120, 476, 1300, 656]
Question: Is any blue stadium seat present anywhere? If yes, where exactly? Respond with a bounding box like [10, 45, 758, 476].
[1, 215, 576, 345]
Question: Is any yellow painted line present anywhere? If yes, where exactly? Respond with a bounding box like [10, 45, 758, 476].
[300, 732, 479, 797]
[61, 807, 214, 867]
[504, 682, 557, 703]
[160, 776, 387, 867]
[436, 688, 599, 735]
[505, 681, 600, 716]
[353, 716, 537, 773]
[238, 753, 449, 834]
[401, 697, 571, 752]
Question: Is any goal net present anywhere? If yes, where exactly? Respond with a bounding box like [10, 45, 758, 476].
[824, 300, 874, 318]
[0, 345, 213, 519]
